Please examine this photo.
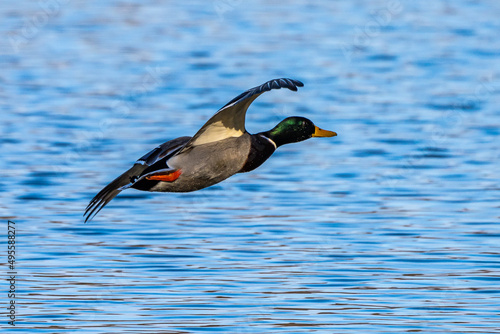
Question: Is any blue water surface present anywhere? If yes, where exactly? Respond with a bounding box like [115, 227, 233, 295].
[1, 1, 500, 333]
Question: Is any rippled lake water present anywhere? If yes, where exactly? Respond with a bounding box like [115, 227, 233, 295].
[2, 1, 500, 333]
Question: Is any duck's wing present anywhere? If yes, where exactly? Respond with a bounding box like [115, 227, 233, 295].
[181, 78, 304, 150]
[84, 136, 191, 222]
[136, 136, 192, 167]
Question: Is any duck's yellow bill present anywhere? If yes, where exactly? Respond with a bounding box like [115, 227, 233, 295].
[312, 126, 337, 137]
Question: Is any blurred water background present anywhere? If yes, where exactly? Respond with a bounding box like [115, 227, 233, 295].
[1, 0, 500, 333]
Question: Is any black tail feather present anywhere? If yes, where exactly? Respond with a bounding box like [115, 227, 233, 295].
[84, 164, 144, 223]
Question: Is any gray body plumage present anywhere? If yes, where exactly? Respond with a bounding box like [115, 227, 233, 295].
[147, 134, 251, 192]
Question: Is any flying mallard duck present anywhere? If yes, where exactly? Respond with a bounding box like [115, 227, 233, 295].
[84, 78, 336, 222]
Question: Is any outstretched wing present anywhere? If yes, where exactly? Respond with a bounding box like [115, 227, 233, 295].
[84, 136, 191, 222]
[183, 78, 304, 148]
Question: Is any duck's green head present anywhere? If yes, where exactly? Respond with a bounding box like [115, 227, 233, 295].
[265, 117, 337, 147]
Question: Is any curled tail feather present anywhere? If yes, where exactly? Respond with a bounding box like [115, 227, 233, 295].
[84, 164, 144, 223]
